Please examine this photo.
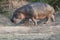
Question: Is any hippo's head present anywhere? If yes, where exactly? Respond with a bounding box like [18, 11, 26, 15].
[10, 10, 26, 24]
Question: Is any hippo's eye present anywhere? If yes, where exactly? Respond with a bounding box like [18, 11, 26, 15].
[13, 13, 19, 19]
[15, 13, 21, 19]
[15, 15, 18, 19]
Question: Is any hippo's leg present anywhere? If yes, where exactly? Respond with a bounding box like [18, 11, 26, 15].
[44, 16, 51, 24]
[51, 15, 55, 22]
[31, 18, 37, 25]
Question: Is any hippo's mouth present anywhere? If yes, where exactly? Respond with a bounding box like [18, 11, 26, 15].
[11, 18, 22, 24]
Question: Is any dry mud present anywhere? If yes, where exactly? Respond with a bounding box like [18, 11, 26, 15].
[0, 26, 60, 40]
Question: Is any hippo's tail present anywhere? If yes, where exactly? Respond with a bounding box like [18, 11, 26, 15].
[51, 7, 55, 15]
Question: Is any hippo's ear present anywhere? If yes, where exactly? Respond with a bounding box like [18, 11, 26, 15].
[20, 11, 26, 14]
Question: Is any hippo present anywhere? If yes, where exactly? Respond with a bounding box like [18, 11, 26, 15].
[11, 2, 55, 25]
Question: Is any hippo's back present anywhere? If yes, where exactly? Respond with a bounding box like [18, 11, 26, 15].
[29, 2, 54, 14]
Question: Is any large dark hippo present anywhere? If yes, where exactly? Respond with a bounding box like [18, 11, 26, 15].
[11, 2, 55, 25]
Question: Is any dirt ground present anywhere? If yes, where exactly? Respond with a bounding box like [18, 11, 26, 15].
[0, 11, 60, 40]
